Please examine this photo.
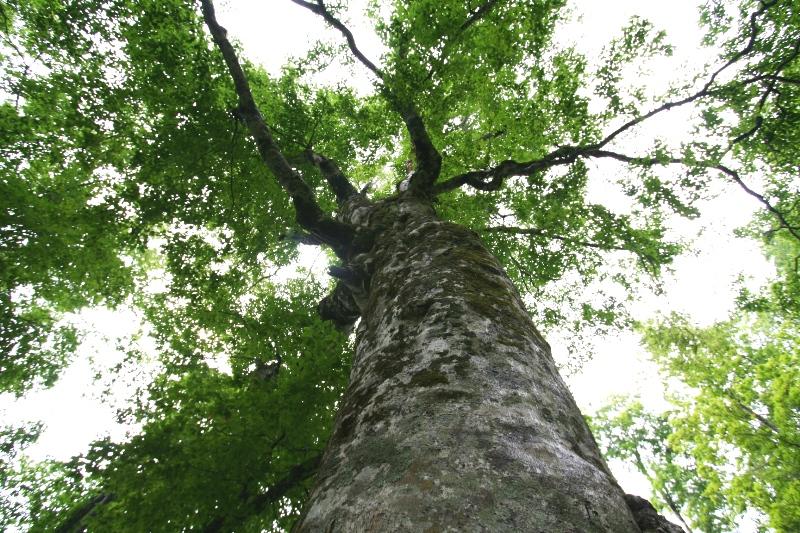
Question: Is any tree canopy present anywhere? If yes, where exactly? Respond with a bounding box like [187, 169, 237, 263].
[1, 0, 798, 530]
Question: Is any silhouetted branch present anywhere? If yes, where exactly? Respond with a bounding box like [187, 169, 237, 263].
[592, 0, 777, 151]
[730, 116, 764, 145]
[203, 454, 322, 533]
[290, 0, 383, 79]
[435, 1, 780, 194]
[584, 149, 800, 243]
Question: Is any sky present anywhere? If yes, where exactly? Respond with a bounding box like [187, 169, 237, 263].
[1, 1, 777, 530]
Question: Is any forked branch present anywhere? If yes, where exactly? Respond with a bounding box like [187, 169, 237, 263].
[200, 0, 354, 253]
[290, 0, 442, 194]
[593, 0, 778, 151]
[436, 1, 800, 241]
[435, 0, 781, 192]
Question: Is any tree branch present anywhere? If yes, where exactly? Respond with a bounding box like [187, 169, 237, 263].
[200, 0, 354, 253]
[433, 151, 575, 194]
[758, 74, 800, 85]
[289, 0, 383, 79]
[401, 105, 443, 193]
[624, 494, 685, 533]
[290, 0, 442, 194]
[246, 454, 322, 514]
[55, 493, 114, 533]
[584, 149, 800, 243]
[203, 454, 322, 533]
[461, 0, 502, 32]
[318, 281, 361, 332]
[304, 150, 359, 205]
[593, 0, 777, 152]
[434, 1, 780, 195]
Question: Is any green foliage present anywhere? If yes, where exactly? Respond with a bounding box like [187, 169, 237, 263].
[592, 1, 800, 528]
[1, 0, 798, 530]
[698, 0, 800, 210]
[594, 233, 800, 532]
[596, 16, 674, 118]
[0, 293, 78, 395]
[0, 421, 43, 528]
[590, 398, 733, 532]
[641, 306, 800, 530]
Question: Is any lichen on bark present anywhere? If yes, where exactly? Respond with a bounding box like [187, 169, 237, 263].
[294, 194, 677, 532]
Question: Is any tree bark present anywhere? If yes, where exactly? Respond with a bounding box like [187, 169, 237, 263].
[294, 195, 659, 531]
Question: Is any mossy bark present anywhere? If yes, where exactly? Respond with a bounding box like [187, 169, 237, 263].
[295, 196, 647, 532]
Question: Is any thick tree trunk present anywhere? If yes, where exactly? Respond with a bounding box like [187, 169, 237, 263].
[295, 196, 658, 531]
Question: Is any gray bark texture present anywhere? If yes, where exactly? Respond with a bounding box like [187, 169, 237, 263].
[295, 195, 681, 532]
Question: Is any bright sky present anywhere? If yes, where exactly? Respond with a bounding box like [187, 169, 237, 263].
[1, 2, 775, 531]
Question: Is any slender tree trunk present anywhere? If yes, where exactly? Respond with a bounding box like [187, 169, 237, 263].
[295, 196, 660, 531]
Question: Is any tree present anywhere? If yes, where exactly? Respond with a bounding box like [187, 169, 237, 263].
[1, 0, 798, 530]
[592, 231, 800, 532]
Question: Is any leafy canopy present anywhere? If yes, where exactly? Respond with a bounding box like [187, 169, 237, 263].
[1, 0, 799, 530]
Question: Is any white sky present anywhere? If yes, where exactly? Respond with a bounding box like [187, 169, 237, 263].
[1, 2, 775, 531]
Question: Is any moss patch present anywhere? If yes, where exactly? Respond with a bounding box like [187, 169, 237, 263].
[409, 368, 449, 387]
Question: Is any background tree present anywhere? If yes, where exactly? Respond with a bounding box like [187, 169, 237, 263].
[590, 399, 735, 533]
[593, 230, 800, 532]
[0, 0, 798, 530]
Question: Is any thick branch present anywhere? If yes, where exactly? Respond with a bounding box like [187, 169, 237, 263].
[443, 139, 799, 246]
[318, 281, 361, 332]
[433, 151, 575, 194]
[401, 106, 443, 192]
[732, 37, 800, 142]
[753, 74, 800, 85]
[305, 150, 359, 205]
[625, 494, 685, 533]
[201, 0, 354, 252]
[247, 454, 322, 513]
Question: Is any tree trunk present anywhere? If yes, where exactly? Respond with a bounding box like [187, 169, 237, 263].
[295, 196, 653, 531]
